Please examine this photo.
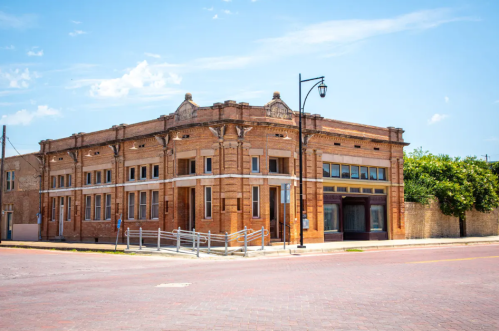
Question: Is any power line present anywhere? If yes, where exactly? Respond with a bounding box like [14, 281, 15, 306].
[5, 136, 40, 173]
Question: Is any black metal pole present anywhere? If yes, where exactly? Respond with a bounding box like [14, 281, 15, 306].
[0, 125, 6, 243]
[298, 74, 305, 248]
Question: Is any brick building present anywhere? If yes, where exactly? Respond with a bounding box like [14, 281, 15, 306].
[36, 92, 408, 244]
[1, 153, 40, 241]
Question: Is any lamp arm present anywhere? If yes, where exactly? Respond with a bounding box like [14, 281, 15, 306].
[301, 80, 322, 113]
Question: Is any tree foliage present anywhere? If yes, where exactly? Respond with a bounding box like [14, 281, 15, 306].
[404, 148, 499, 219]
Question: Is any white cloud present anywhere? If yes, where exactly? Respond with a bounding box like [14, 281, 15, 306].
[1, 45, 15, 50]
[145, 52, 161, 59]
[428, 113, 449, 125]
[71, 20, 81, 24]
[223, 10, 232, 14]
[203, 7, 214, 11]
[213, 14, 218, 20]
[27, 49, 43, 56]
[445, 96, 449, 103]
[89, 60, 182, 99]
[69, 30, 86, 37]
[0, 68, 38, 88]
[0, 105, 60, 126]
[0, 11, 37, 29]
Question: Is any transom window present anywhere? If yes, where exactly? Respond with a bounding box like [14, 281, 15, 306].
[323, 163, 388, 181]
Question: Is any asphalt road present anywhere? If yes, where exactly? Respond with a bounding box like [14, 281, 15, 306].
[1, 245, 498, 331]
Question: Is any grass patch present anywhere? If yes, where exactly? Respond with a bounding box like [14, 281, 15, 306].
[345, 249, 364, 252]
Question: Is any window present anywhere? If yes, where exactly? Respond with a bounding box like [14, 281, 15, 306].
[362, 188, 373, 194]
[355, 145, 361, 149]
[323, 163, 330, 177]
[67, 197, 71, 221]
[52, 176, 56, 189]
[67, 174, 72, 187]
[106, 170, 112, 183]
[375, 189, 384, 194]
[205, 157, 212, 173]
[60, 197, 65, 222]
[165, 201, 169, 213]
[128, 193, 135, 219]
[151, 191, 159, 219]
[237, 198, 241, 211]
[85, 172, 91, 185]
[139, 192, 147, 219]
[350, 188, 360, 193]
[269, 158, 278, 173]
[351, 166, 359, 179]
[129, 167, 136, 181]
[95, 195, 102, 220]
[324, 186, 335, 192]
[371, 205, 385, 231]
[189, 159, 196, 174]
[252, 186, 259, 218]
[51, 198, 56, 221]
[221, 198, 226, 212]
[374, 147, 380, 151]
[334, 142, 341, 146]
[331, 164, 340, 178]
[341, 165, 350, 179]
[324, 204, 339, 232]
[85, 196, 91, 220]
[95, 171, 102, 184]
[369, 168, 377, 180]
[105, 194, 112, 220]
[378, 168, 386, 181]
[59, 175, 65, 188]
[205, 187, 212, 219]
[360, 167, 368, 180]
[337, 187, 347, 192]
[251, 157, 259, 173]
[153, 165, 159, 178]
[140, 166, 147, 180]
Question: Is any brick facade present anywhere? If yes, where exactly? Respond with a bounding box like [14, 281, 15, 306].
[35, 92, 408, 244]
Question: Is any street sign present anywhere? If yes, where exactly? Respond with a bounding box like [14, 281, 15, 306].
[281, 183, 290, 203]
[117, 218, 122, 229]
[115, 215, 122, 252]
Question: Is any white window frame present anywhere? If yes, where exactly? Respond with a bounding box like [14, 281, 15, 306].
[139, 191, 147, 220]
[95, 195, 102, 220]
[59, 175, 65, 188]
[85, 196, 91, 220]
[269, 158, 279, 173]
[140, 166, 147, 180]
[205, 157, 212, 174]
[129, 167, 135, 181]
[128, 193, 135, 220]
[67, 197, 71, 221]
[105, 194, 112, 220]
[6, 170, 14, 191]
[51, 198, 56, 221]
[189, 159, 196, 175]
[106, 170, 112, 183]
[204, 186, 212, 219]
[251, 157, 259, 173]
[85, 173, 91, 185]
[252, 186, 260, 218]
[95, 171, 102, 184]
[152, 165, 159, 179]
[151, 191, 159, 219]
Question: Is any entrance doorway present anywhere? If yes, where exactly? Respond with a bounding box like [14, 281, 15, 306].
[6, 212, 13, 240]
[59, 197, 64, 237]
[189, 188, 195, 231]
[269, 187, 279, 239]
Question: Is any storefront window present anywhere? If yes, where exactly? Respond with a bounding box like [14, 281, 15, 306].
[371, 205, 384, 231]
[324, 204, 339, 232]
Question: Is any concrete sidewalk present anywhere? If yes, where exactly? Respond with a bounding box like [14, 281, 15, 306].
[2, 236, 499, 257]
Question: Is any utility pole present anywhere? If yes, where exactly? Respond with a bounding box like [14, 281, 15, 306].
[0, 125, 6, 243]
[483, 154, 489, 163]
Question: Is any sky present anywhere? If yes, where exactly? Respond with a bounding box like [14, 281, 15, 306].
[0, 0, 498, 160]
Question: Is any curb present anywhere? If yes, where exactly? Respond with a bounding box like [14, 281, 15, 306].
[0, 244, 126, 254]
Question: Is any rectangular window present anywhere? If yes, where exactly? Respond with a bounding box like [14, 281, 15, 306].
[360, 167, 368, 180]
[6, 171, 15, 191]
[205, 157, 212, 173]
[251, 157, 259, 173]
[95, 171, 102, 184]
[341, 165, 350, 179]
[369, 168, 377, 180]
[324, 186, 335, 192]
[67, 197, 72, 221]
[51, 198, 56, 221]
[128, 193, 135, 219]
[269, 158, 278, 173]
[205, 187, 212, 219]
[165, 201, 169, 213]
[52, 176, 56, 189]
[324, 204, 339, 232]
[106, 170, 112, 183]
[337, 187, 347, 193]
[140, 166, 147, 180]
[350, 188, 360, 193]
[374, 189, 384, 194]
[60, 197, 65, 222]
[221, 198, 225, 212]
[153, 165, 159, 178]
[378, 168, 386, 181]
[237, 198, 241, 211]
[139, 192, 147, 219]
[85, 196, 91, 220]
[351, 166, 359, 179]
[189, 159, 196, 174]
[105, 194, 112, 220]
[59, 175, 65, 188]
[86, 172, 91, 185]
[252, 186, 259, 218]
[362, 188, 373, 194]
[67, 174, 72, 187]
[331, 164, 340, 178]
[371, 205, 385, 231]
[95, 195, 101, 220]
[151, 191, 159, 219]
[129, 167, 135, 181]
[323, 163, 330, 177]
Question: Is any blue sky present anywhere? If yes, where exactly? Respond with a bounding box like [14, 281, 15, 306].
[1, 0, 498, 160]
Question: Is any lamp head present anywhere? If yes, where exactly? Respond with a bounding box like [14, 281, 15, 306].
[129, 142, 138, 150]
[172, 132, 182, 141]
[318, 81, 327, 98]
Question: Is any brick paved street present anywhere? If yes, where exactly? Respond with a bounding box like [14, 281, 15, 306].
[1, 245, 498, 331]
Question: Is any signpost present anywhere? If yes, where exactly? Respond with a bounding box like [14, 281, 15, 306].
[281, 183, 290, 249]
[114, 215, 122, 252]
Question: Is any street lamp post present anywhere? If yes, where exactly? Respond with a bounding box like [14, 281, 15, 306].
[298, 74, 327, 248]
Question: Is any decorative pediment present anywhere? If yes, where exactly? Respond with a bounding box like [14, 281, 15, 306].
[175, 93, 199, 121]
[264, 91, 293, 120]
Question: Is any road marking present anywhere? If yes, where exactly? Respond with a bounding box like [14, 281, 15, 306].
[156, 283, 191, 287]
[408, 256, 499, 264]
